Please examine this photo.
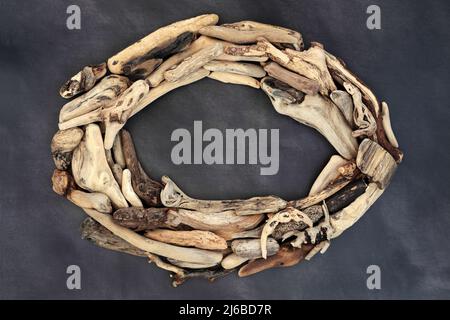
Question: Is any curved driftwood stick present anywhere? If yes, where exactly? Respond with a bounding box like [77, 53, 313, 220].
[107, 14, 219, 74]
[121, 169, 144, 207]
[83, 208, 223, 265]
[172, 267, 236, 287]
[123, 58, 162, 81]
[238, 244, 313, 277]
[167, 258, 219, 269]
[51, 128, 84, 170]
[208, 71, 260, 88]
[309, 155, 351, 196]
[261, 77, 358, 160]
[204, 61, 266, 78]
[330, 90, 354, 128]
[59, 75, 130, 125]
[164, 43, 223, 82]
[221, 253, 249, 269]
[112, 134, 126, 168]
[71, 124, 128, 208]
[120, 129, 163, 206]
[145, 229, 227, 250]
[60, 63, 107, 98]
[263, 61, 320, 95]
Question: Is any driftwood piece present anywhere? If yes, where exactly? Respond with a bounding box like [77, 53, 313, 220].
[145, 229, 227, 250]
[168, 208, 264, 240]
[84, 208, 223, 265]
[204, 61, 266, 78]
[218, 54, 268, 62]
[309, 155, 350, 195]
[261, 77, 358, 160]
[232, 238, 279, 259]
[238, 244, 313, 277]
[121, 169, 144, 207]
[223, 20, 303, 50]
[123, 58, 162, 81]
[221, 253, 249, 269]
[112, 134, 126, 168]
[51, 169, 75, 196]
[81, 217, 147, 257]
[263, 61, 320, 95]
[107, 14, 219, 74]
[381, 101, 399, 148]
[164, 43, 223, 82]
[323, 46, 403, 162]
[113, 207, 170, 232]
[120, 129, 163, 206]
[60, 63, 107, 98]
[161, 176, 287, 215]
[59, 75, 130, 125]
[227, 225, 263, 240]
[103, 80, 150, 149]
[167, 258, 219, 269]
[208, 71, 260, 88]
[199, 25, 301, 47]
[356, 139, 397, 189]
[271, 180, 367, 240]
[111, 163, 123, 186]
[343, 82, 377, 138]
[71, 124, 128, 208]
[172, 267, 236, 287]
[51, 128, 84, 170]
[330, 90, 354, 127]
[222, 43, 267, 58]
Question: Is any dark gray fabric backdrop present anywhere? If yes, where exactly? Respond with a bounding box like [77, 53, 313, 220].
[0, 0, 449, 299]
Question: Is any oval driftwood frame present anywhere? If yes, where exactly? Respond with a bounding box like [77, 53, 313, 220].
[51, 14, 403, 287]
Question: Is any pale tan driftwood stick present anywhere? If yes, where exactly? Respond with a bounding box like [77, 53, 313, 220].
[108, 14, 219, 74]
[263, 61, 320, 95]
[83, 208, 223, 265]
[309, 155, 350, 195]
[112, 134, 126, 169]
[221, 253, 249, 269]
[121, 169, 144, 207]
[231, 238, 279, 259]
[60, 63, 107, 98]
[217, 54, 268, 62]
[330, 90, 354, 127]
[167, 258, 219, 269]
[208, 71, 260, 89]
[144, 229, 227, 250]
[164, 43, 223, 82]
[204, 61, 266, 78]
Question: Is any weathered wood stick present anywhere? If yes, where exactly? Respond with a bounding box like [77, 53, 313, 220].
[113, 207, 170, 232]
[121, 169, 144, 207]
[145, 229, 227, 250]
[261, 77, 358, 160]
[204, 61, 266, 78]
[81, 217, 148, 257]
[167, 258, 219, 269]
[83, 208, 223, 265]
[221, 253, 249, 269]
[111, 164, 123, 186]
[309, 155, 350, 196]
[60, 63, 107, 98]
[199, 25, 300, 46]
[120, 129, 163, 206]
[356, 139, 397, 189]
[112, 134, 126, 169]
[123, 58, 162, 81]
[231, 238, 279, 259]
[59, 75, 130, 124]
[208, 71, 260, 88]
[161, 175, 287, 215]
[238, 244, 313, 277]
[263, 61, 320, 95]
[51, 128, 84, 170]
[381, 101, 399, 148]
[71, 124, 128, 208]
[164, 43, 223, 82]
[227, 225, 263, 240]
[330, 90, 354, 127]
[217, 54, 268, 62]
[107, 14, 219, 74]
[222, 43, 267, 58]
[172, 267, 236, 287]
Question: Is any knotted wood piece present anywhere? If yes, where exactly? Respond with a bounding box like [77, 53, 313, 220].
[60, 63, 107, 99]
[51, 128, 84, 170]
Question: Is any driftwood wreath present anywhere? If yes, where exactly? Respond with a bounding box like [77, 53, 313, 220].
[51, 14, 402, 287]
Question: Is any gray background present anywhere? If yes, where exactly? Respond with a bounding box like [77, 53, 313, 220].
[0, 0, 449, 299]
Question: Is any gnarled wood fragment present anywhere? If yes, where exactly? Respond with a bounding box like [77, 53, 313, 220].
[221, 253, 249, 269]
[161, 176, 287, 215]
[123, 58, 162, 81]
[208, 71, 260, 88]
[81, 217, 147, 257]
[164, 43, 223, 82]
[71, 124, 128, 208]
[264, 61, 320, 95]
[68, 190, 112, 213]
[356, 139, 397, 189]
[222, 43, 266, 58]
[330, 90, 354, 127]
[51, 169, 75, 196]
[59, 75, 130, 124]
[145, 229, 227, 250]
[204, 61, 266, 78]
[113, 207, 170, 232]
[83, 208, 223, 265]
[381, 101, 399, 148]
[199, 25, 300, 47]
[232, 238, 279, 259]
[120, 129, 163, 206]
[121, 169, 144, 207]
[261, 77, 358, 160]
[51, 128, 84, 170]
[172, 267, 235, 287]
[108, 14, 219, 74]
[238, 244, 313, 277]
[60, 63, 107, 98]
